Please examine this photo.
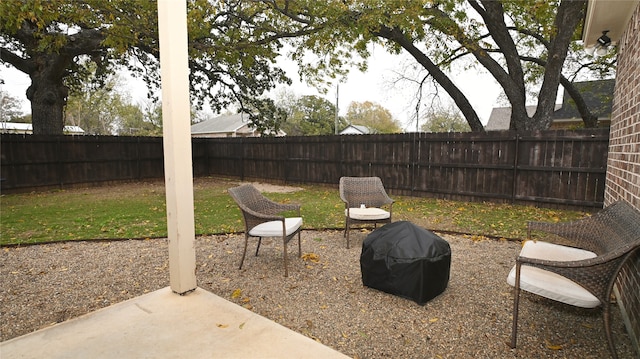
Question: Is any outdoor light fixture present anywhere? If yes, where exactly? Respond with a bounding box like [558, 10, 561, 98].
[585, 30, 612, 56]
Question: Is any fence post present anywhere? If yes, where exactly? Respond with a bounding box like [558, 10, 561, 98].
[511, 134, 520, 204]
[136, 137, 141, 180]
[339, 135, 344, 178]
[408, 132, 414, 196]
[240, 137, 245, 181]
[57, 136, 64, 189]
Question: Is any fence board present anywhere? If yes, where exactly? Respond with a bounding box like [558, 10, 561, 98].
[0, 129, 609, 209]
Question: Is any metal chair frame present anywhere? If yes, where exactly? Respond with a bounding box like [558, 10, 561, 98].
[509, 201, 640, 359]
[228, 184, 302, 277]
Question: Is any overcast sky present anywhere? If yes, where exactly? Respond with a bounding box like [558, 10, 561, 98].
[1, 44, 503, 130]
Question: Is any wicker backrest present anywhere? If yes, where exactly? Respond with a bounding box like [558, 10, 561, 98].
[228, 184, 299, 232]
[528, 201, 640, 255]
[228, 184, 281, 216]
[517, 201, 640, 358]
[339, 176, 393, 208]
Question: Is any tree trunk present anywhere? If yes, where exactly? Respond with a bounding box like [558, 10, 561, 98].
[559, 77, 599, 128]
[529, 0, 587, 131]
[25, 55, 69, 135]
[520, 55, 600, 128]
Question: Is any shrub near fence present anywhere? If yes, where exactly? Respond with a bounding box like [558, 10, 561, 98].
[1, 129, 609, 210]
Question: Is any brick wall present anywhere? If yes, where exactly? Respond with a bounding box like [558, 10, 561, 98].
[605, 3, 640, 355]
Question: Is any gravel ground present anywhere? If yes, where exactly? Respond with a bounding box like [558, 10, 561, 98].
[1, 230, 636, 358]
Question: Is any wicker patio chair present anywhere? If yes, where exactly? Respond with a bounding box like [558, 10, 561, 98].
[228, 184, 303, 277]
[339, 176, 394, 249]
[507, 200, 640, 359]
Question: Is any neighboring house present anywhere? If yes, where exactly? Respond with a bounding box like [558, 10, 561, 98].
[339, 124, 372, 135]
[0, 122, 85, 135]
[485, 79, 614, 130]
[551, 79, 614, 129]
[485, 105, 543, 131]
[190, 113, 285, 138]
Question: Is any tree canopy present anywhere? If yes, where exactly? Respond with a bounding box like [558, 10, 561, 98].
[0, 89, 26, 122]
[279, 94, 341, 136]
[420, 103, 470, 133]
[344, 101, 402, 134]
[1, 1, 614, 135]
[0, 0, 314, 135]
[273, 0, 610, 132]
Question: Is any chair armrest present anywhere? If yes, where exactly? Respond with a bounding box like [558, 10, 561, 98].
[517, 241, 637, 268]
[241, 206, 285, 222]
[516, 242, 639, 299]
[517, 254, 600, 269]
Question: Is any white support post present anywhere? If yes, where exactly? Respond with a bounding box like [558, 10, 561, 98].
[157, 0, 197, 294]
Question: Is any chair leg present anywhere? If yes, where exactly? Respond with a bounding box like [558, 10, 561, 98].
[282, 234, 289, 277]
[510, 263, 522, 349]
[297, 231, 302, 258]
[239, 233, 249, 270]
[255, 237, 262, 256]
[602, 302, 618, 359]
[345, 217, 351, 249]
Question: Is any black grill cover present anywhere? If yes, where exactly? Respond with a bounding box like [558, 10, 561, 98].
[360, 221, 451, 305]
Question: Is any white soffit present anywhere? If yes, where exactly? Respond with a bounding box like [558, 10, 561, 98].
[583, 0, 639, 47]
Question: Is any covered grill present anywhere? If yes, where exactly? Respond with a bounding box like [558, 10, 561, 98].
[360, 221, 451, 305]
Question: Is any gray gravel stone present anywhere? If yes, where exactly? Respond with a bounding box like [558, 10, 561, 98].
[1, 230, 636, 358]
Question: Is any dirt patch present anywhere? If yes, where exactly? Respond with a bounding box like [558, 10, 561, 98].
[242, 182, 303, 193]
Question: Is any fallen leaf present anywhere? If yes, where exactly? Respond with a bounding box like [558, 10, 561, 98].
[239, 322, 245, 329]
[231, 289, 242, 299]
[429, 317, 439, 323]
[302, 253, 320, 263]
[217, 323, 229, 328]
[545, 340, 563, 350]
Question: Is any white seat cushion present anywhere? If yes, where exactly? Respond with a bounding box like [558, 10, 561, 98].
[249, 217, 303, 237]
[346, 207, 390, 220]
[507, 240, 601, 308]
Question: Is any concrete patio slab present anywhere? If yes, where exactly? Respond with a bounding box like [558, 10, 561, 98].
[0, 287, 349, 359]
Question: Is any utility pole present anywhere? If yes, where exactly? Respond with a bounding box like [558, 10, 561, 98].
[335, 84, 339, 135]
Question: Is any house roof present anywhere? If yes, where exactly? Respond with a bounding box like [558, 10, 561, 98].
[340, 124, 372, 135]
[190, 113, 251, 134]
[485, 106, 539, 131]
[552, 79, 615, 120]
[485, 79, 614, 130]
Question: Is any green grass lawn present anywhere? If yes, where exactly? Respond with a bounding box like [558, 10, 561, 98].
[0, 177, 588, 245]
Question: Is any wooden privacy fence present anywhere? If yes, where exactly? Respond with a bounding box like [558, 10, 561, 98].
[1, 129, 609, 209]
[0, 135, 164, 190]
